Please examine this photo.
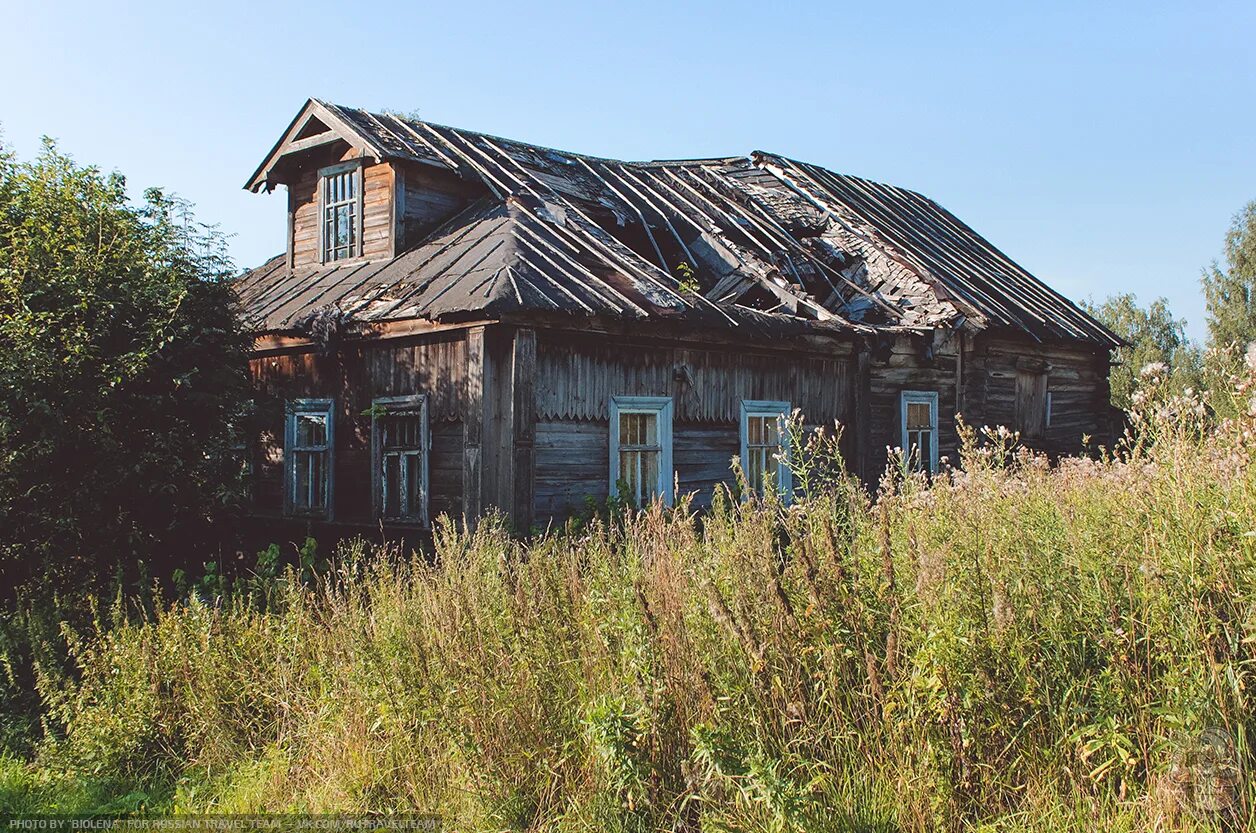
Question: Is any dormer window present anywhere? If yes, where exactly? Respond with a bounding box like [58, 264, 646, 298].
[320, 161, 361, 262]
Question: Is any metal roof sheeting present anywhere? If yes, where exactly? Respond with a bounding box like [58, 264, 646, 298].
[234, 100, 1121, 348]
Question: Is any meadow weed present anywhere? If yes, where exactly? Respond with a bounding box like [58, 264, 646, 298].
[3, 362, 1256, 831]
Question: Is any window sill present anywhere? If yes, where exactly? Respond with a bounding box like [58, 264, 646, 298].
[283, 511, 334, 522]
[319, 255, 370, 268]
[378, 518, 431, 530]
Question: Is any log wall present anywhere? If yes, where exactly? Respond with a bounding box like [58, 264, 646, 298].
[238, 322, 1114, 538]
[964, 332, 1113, 454]
[532, 332, 854, 520]
[247, 330, 468, 526]
[861, 333, 962, 478]
[399, 163, 481, 250]
[288, 146, 396, 268]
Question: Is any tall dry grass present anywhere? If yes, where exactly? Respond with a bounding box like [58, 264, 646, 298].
[5, 352, 1256, 830]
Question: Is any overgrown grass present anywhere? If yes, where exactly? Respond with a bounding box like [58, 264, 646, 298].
[4, 360, 1256, 830]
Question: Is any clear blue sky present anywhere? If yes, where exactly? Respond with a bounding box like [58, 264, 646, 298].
[3, 0, 1253, 341]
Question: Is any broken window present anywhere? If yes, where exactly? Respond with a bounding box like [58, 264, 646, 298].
[285, 399, 334, 518]
[900, 391, 938, 474]
[610, 396, 673, 506]
[740, 400, 792, 499]
[321, 162, 360, 262]
[372, 395, 429, 525]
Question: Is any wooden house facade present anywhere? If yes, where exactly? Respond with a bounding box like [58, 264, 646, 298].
[233, 99, 1120, 538]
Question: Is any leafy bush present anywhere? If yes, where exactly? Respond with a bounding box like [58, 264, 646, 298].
[0, 140, 251, 597]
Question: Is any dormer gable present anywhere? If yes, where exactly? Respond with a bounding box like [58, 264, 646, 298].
[246, 99, 483, 269]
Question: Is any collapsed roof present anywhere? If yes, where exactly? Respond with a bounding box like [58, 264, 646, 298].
[235, 99, 1121, 348]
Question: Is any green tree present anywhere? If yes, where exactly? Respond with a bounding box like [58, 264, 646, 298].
[1202, 200, 1256, 351]
[1082, 293, 1200, 410]
[0, 140, 250, 596]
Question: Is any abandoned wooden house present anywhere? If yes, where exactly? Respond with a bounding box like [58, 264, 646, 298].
[232, 98, 1121, 538]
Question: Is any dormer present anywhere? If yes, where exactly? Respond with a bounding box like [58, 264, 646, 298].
[246, 99, 483, 269]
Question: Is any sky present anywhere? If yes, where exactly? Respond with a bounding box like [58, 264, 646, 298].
[2, 0, 1253, 341]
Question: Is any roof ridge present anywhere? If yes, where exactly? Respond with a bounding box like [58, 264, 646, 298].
[751, 150, 934, 203]
[323, 99, 747, 169]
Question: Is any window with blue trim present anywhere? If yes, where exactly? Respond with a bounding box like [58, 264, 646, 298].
[740, 400, 792, 499]
[285, 399, 334, 517]
[900, 390, 939, 474]
[609, 396, 673, 506]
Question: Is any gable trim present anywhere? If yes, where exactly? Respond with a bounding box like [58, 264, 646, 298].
[245, 99, 386, 193]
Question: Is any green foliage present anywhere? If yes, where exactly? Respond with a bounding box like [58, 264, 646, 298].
[1202, 200, 1256, 353]
[6, 369, 1256, 829]
[0, 139, 251, 596]
[297, 536, 327, 586]
[1199, 201, 1256, 417]
[0, 753, 167, 816]
[674, 261, 700, 294]
[1083, 293, 1201, 409]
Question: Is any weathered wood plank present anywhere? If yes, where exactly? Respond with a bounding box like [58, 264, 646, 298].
[512, 328, 537, 531]
[535, 333, 851, 425]
[463, 326, 486, 527]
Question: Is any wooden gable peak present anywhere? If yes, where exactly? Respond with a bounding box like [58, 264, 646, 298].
[244, 98, 386, 193]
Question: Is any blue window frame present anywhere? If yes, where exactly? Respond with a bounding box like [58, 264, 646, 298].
[285, 398, 334, 518]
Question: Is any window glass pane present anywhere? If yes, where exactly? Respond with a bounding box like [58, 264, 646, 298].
[294, 450, 311, 508]
[748, 415, 764, 445]
[618, 448, 660, 505]
[296, 413, 326, 447]
[763, 415, 779, 445]
[338, 206, 352, 251]
[907, 402, 932, 430]
[312, 452, 326, 508]
[619, 450, 639, 502]
[383, 453, 400, 517]
[377, 406, 425, 520]
[904, 428, 933, 473]
[404, 451, 424, 516]
[381, 413, 423, 450]
[640, 449, 659, 501]
[747, 447, 763, 494]
[323, 169, 358, 262]
[293, 449, 327, 511]
[765, 448, 778, 482]
[620, 413, 637, 446]
[620, 412, 657, 448]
